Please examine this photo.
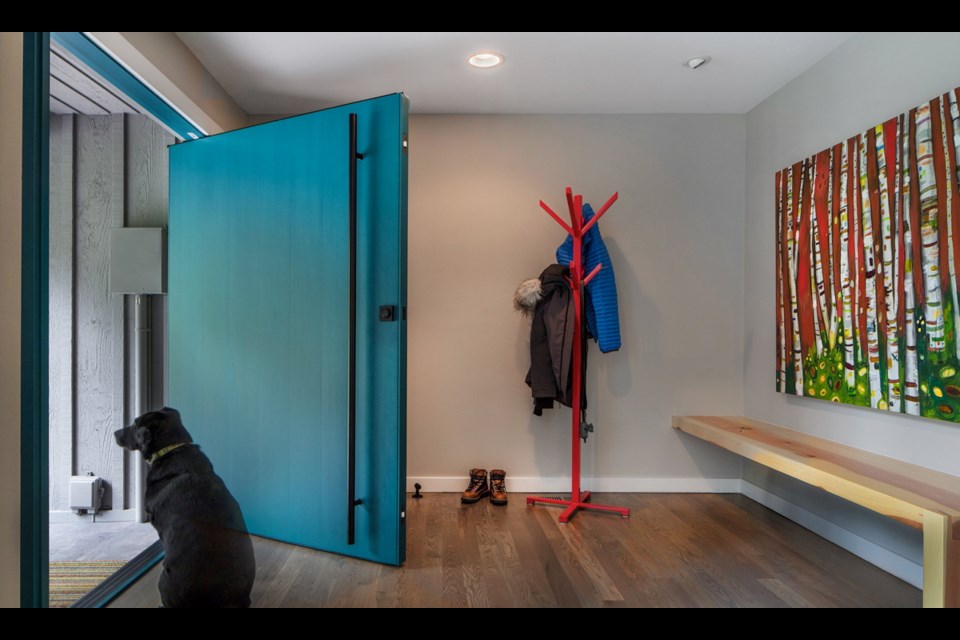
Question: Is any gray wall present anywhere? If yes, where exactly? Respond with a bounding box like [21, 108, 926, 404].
[0, 30, 23, 608]
[48, 113, 172, 513]
[744, 32, 960, 577]
[407, 114, 745, 490]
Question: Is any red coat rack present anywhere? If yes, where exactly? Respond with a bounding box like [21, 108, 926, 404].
[527, 187, 631, 523]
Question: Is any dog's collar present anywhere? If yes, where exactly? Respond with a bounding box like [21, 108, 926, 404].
[146, 442, 189, 465]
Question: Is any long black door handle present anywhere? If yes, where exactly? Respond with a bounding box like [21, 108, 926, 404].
[347, 113, 364, 545]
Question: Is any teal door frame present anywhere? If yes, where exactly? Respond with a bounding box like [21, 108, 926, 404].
[21, 30, 50, 610]
[51, 33, 206, 141]
[19, 31, 208, 608]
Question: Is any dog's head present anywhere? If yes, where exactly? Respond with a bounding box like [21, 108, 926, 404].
[114, 407, 193, 457]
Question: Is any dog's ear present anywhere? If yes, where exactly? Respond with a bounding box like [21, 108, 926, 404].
[162, 407, 181, 420]
[134, 426, 152, 452]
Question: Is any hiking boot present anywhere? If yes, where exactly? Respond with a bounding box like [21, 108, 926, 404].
[489, 469, 508, 506]
[461, 468, 490, 504]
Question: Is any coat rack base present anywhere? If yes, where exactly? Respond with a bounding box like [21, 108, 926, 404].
[526, 492, 630, 523]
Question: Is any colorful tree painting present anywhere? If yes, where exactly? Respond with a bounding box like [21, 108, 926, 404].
[776, 88, 960, 423]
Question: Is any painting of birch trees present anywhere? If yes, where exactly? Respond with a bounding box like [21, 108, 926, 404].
[776, 87, 960, 424]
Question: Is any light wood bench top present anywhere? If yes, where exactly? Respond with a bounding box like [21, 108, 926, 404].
[672, 416, 960, 528]
[672, 415, 960, 607]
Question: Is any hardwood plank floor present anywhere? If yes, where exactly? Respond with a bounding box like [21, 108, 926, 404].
[107, 493, 921, 608]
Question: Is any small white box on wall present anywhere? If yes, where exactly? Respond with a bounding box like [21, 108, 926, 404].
[109, 228, 166, 295]
[69, 475, 102, 512]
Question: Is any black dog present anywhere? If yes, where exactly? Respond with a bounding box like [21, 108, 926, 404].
[115, 407, 255, 608]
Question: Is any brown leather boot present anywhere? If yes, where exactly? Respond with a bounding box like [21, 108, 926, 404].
[461, 468, 490, 504]
[489, 469, 508, 506]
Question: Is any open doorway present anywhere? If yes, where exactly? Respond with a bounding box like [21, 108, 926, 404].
[47, 37, 176, 607]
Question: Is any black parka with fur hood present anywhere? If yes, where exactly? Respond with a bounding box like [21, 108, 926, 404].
[518, 264, 576, 416]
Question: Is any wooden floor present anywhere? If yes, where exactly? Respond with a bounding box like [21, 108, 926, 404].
[108, 493, 920, 608]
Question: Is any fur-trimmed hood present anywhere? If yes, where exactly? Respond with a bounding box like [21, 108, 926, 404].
[514, 278, 543, 318]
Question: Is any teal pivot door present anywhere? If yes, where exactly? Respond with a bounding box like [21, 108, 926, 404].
[168, 94, 408, 565]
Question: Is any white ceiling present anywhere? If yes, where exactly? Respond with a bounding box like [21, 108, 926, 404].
[175, 32, 855, 115]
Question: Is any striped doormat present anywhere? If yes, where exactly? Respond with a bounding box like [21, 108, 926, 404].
[49, 561, 126, 608]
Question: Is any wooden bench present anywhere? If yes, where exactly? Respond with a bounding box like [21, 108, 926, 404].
[672, 416, 960, 608]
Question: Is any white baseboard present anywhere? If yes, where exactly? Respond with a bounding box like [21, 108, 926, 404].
[49, 509, 138, 524]
[406, 476, 741, 493]
[740, 481, 922, 589]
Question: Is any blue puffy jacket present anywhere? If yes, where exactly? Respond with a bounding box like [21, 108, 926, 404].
[556, 203, 621, 353]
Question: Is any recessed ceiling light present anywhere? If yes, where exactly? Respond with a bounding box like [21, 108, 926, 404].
[468, 52, 504, 69]
[684, 56, 711, 70]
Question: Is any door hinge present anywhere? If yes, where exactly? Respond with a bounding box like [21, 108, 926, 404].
[402, 133, 408, 155]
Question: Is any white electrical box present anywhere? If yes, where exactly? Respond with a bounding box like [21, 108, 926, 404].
[109, 227, 166, 294]
[69, 475, 102, 512]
